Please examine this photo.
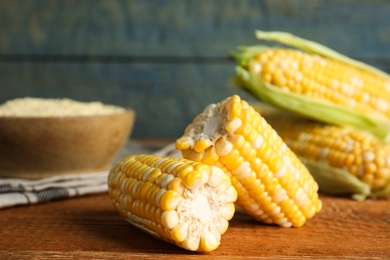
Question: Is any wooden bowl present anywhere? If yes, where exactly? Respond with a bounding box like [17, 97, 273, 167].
[0, 109, 135, 179]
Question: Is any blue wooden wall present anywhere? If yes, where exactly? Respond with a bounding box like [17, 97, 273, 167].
[1, 0, 390, 139]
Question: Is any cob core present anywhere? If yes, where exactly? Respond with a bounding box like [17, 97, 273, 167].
[176, 95, 322, 227]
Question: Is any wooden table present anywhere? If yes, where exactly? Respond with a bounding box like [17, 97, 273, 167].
[0, 192, 388, 259]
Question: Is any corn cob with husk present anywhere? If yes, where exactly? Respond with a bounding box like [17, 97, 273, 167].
[231, 30, 390, 142]
[252, 103, 390, 200]
[108, 154, 237, 252]
[176, 95, 322, 228]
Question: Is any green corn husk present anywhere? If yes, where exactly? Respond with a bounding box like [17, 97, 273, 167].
[299, 157, 371, 201]
[231, 31, 390, 142]
[302, 158, 390, 201]
[251, 102, 390, 200]
[234, 66, 390, 141]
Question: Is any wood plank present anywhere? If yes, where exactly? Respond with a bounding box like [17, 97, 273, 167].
[0, 62, 253, 138]
[1, 59, 389, 139]
[1, 0, 390, 139]
[0, 193, 388, 258]
[0, 0, 389, 57]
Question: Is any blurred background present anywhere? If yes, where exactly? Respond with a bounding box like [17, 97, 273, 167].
[1, 0, 389, 139]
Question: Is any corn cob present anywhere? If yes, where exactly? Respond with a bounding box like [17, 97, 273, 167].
[176, 95, 322, 228]
[108, 154, 237, 252]
[253, 103, 390, 200]
[231, 31, 390, 141]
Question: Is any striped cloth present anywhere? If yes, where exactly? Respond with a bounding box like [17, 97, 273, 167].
[0, 141, 179, 210]
[0, 172, 108, 209]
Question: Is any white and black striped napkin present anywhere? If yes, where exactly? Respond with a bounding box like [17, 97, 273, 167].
[0, 171, 109, 209]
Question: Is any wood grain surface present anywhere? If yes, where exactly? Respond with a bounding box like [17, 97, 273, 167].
[1, 0, 390, 57]
[0, 62, 244, 138]
[0, 193, 388, 259]
[1, 0, 390, 138]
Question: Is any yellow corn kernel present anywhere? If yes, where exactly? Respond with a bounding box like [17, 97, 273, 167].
[202, 146, 219, 164]
[175, 95, 322, 227]
[108, 154, 237, 252]
[194, 139, 212, 153]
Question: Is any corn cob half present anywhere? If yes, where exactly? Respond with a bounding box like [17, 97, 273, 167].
[253, 103, 390, 200]
[176, 95, 322, 228]
[108, 154, 237, 252]
[231, 30, 390, 141]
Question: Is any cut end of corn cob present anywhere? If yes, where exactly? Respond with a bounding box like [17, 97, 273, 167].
[176, 95, 322, 228]
[108, 154, 237, 252]
[253, 103, 390, 200]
